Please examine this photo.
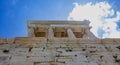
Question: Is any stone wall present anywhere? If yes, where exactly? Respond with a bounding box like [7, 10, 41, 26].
[0, 38, 120, 65]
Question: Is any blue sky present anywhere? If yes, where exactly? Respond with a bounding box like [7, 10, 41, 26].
[0, 0, 120, 38]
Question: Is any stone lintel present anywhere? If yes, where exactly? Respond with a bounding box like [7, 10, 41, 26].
[28, 20, 90, 25]
[14, 37, 47, 43]
[1, 37, 120, 44]
[48, 38, 101, 44]
[101, 38, 120, 44]
[48, 38, 120, 44]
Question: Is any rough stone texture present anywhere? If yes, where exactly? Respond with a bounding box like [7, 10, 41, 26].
[0, 38, 7, 44]
[0, 41, 120, 65]
[15, 37, 47, 44]
[0, 20, 120, 65]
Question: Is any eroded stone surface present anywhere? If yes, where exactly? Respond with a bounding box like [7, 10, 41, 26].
[0, 43, 120, 65]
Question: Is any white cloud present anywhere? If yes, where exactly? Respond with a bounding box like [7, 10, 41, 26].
[68, 1, 120, 38]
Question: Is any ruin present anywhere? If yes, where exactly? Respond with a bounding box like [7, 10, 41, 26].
[0, 20, 120, 65]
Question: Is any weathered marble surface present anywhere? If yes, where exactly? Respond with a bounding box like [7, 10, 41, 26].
[0, 40, 120, 65]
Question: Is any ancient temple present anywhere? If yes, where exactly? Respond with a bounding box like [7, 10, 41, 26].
[0, 20, 120, 65]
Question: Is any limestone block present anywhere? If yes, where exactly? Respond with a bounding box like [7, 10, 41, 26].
[56, 48, 66, 52]
[18, 43, 35, 48]
[105, 62, 117, 65]
[53, 43, 61, 47]
[66, 43, 79, 48]
[76, 62, 88, 65]
[21, 43, 46, 48]
[104, 44, 120, 52]
[13, 51, 28, 56]
[88, 61, 98, 65]
[65, 61, 75, 65]
[12, 48, 28, 56]
[15, 37, 47, 43]
[57, 57, 72, 62]
[61, 51, 81, 56]
[88, 55, 100, 62]
[29, 51, 52, 57]
[117, 55, 120, 59]
[10, 56, 26, 62]
[57, 58, 71, 62]
[101, 39, 120, 44]
[77, 39, 101, 44]
[110, 47, 120, 52]
[0, 62, 9, 65]
[100, 61, 117, 65]
[114, 39, 120, 43]
[96, 45, 107, 52]
[0, 56, 10, 63]
[0, 38, 7, 44]
[7, 38, 15, 44]
[27, 56, 53, 62]
[48, 38, 77, 43]
[0, 49, 12, 56]
[102, 55, 114, 62]
[87, 47, 97, 52]
[71, 47, 79, 51]
[73, 55, 88, 62]
[34, 62, 50, 65]
[100, 61, 106, 65]
[31, 48, 43, 52]
[60, 43, 69, 47]
[14, 48, 29, 52]
[9, 61, 33, 65]
[112, 51, 120, 55]
[56, 62, 66, 65]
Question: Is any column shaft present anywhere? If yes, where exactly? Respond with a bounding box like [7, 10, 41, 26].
[28, 27, 35, 37]
[67, 28, 76, 38]
[48, 27, 54, 39]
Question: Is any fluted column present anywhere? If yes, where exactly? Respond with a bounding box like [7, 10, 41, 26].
[28, 27, 35, 37]
[67, 28, 76, 38]
[48, 27, 54, 39]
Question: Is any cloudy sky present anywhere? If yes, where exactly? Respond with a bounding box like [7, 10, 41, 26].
[0, 0, 120, 38]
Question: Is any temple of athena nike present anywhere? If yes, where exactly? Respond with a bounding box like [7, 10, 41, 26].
[0, 20, 120, 65]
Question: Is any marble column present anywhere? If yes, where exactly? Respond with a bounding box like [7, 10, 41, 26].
[67, 28, 76, 38]
[48, 27, 54, 39]
[28, 27, 35, 37]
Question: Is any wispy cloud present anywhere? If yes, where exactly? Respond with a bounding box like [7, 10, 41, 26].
[12, 0, 18, 5]
[68, 1, 120, 38]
